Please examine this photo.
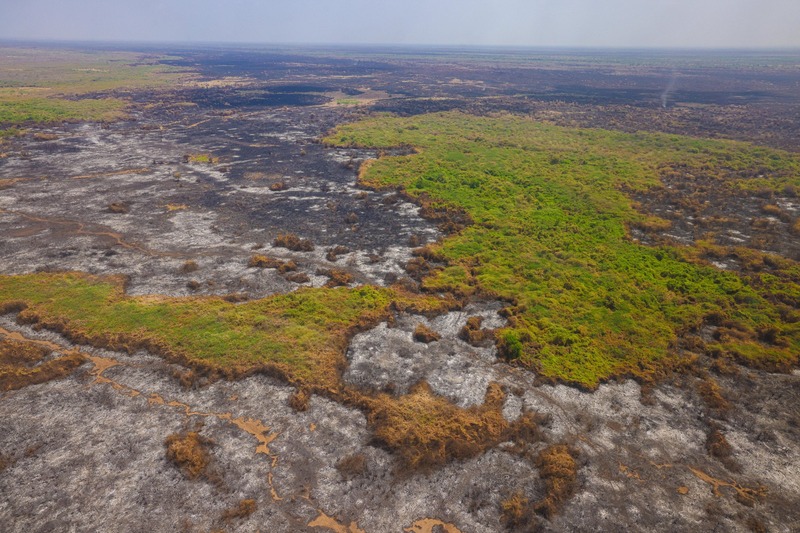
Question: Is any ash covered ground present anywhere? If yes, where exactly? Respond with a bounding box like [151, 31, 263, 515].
[1, 45, 799, 532]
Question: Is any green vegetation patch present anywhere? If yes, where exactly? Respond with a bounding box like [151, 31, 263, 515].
[325, 112, 800, 388]
[0, 272, 450, 389]
[0, 96, 126, 124]
[0, 47, 187, 125]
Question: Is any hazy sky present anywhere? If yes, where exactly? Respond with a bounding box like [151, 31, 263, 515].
[1, 0, 799, 48]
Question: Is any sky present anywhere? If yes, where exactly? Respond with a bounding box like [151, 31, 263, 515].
[1, 0, 799, 48]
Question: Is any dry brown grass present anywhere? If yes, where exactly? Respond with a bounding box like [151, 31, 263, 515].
[412, 323, 440, 343]
[533, 445, 578, 519]
[269, 181, 287, 191]
[0, 337, 86, 391]
[706, 427, 733, 460]
[164, 430, 213, 480]
[273, 233, 314, 252]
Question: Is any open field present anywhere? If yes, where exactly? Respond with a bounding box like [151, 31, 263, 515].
[0, 44, 799, 532]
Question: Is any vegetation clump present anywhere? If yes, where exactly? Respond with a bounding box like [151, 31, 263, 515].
[413, 323, 440, 343]
[247, 255, 296, 272]
[533, 444, 578, 519]
[273, 233, 314, 252]
[164, 430, 214, 480]
[326, 112, 800, 388]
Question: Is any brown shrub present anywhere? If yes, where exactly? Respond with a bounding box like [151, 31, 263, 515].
[278, 260, 297, 273]
[413, 324, 440, 343]
[247, 254, 282, 269]
[336, 453, 367, 480]
[288, 388, 311, 411]
[269, 181, 287, 191]
[222, 293, 249, 303]
[179, 260, 199, 274]
[698, 377, 730, 411]
[284, 272, 310, 284]
[344, 212, 359, 224]
[533, 445, 578, 519]
[405, 257, 431, 281]
[221, 499, 257, 522]
[107, 202, 129, 214]
[164, 431, 213, 480]
[325, 245, 350, 262]
[501, 491, 536, 530]
[33, 132, 59, 141]
[186, 280, 201, 291]
[273, 233, 314, 252]
[317, 268, 353, 288]
[459, 316, 490, 345]
[706, 427, 733, 459]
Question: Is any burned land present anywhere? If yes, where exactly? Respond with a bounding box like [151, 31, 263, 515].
[0, 44, 799, 532]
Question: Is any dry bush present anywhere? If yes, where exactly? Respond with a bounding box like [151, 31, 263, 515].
[284, 272, 310, 284]
[336, 453, 367, 480]
[164, 430, 214, 480]
[325, 245, 350, 262]
[179, 260, 199, 274]
[186, 280, 201, 291]
[247, 254, 282, 269]
[706, 427, 733, 459]
[221, 499, 257, 522]
[269, 181, 287, 191]
[344, 212, 359, 224]
[33, 132, 59, 141]
[533, 444, 578, 519]
[317, 268, 353, 288]
[288, 388, 311, 411]
[501, 491, 536, 530]
[459, 316, 490, 345]
[698, 377, 731, 411]
[405, 257, 431, 281]
[273, 233, 314, 252]
[106, 202, 129, 214]
[413, 324, 440, 343]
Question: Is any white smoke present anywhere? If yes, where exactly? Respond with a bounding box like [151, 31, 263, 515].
[660, 71, 678, 108]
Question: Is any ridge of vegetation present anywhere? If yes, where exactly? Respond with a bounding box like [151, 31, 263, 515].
[325, 111, 800, 388]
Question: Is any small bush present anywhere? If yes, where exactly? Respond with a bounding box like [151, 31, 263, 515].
[288, 388, 311, 411]
[106, 202, 129, 214]
[269, 181, 287, 191]
[284, 272, 310, 284]
[273, 233, 314, 252]
[413, 324, 440, 343]
[164, 431, 213, 480]
[534, 445, 578, 519]
[179, 260, 199, 274]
